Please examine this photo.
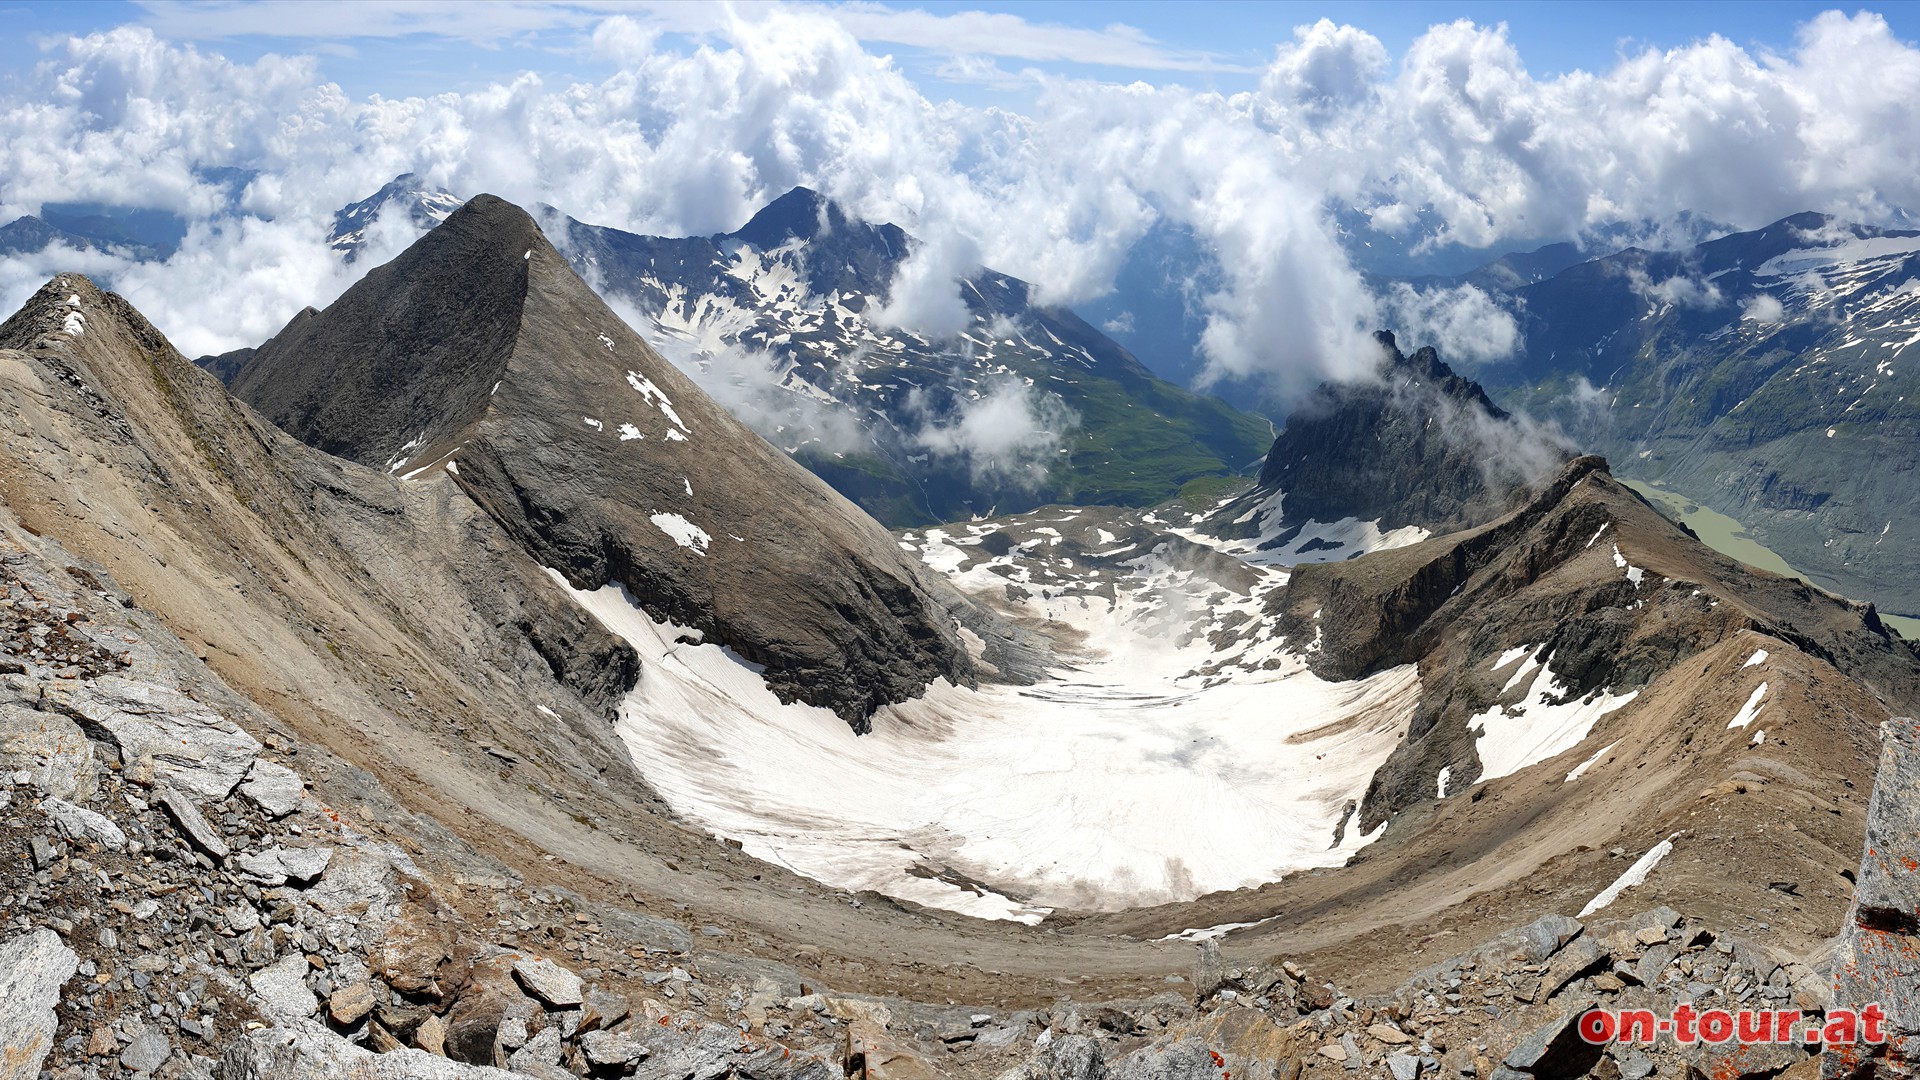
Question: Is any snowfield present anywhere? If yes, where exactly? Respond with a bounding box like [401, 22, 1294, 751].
[550, 497, 1651, 924]
[548, 525, 1422, 922]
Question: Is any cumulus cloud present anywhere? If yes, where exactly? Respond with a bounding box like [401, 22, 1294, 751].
[906, 379, 1076, 489]
[1741, 293, 1787, 323]
[5, 8, 1920, 399]
[1377, 282, 1520, 367]
[1627, 267, 1725, 310]
[872, 230, 980, 340]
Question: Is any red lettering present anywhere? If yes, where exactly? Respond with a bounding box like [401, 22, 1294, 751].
[1579, 1010, 1618, 1044]
[1736, 1010, 1772, 1043]
[1863, 1005, 1888, 1045]
[1825, 1012, 1859, 1046]
[1673, 1004, 1699, 1044]
[1618, 1010, 1658, 1044]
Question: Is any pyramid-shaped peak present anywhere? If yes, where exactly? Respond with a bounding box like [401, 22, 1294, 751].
[729, 186, 850, 249]
[0, 273, 117, 352]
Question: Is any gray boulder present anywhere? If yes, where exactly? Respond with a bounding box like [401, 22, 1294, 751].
[248, 954, 319, 1020]
[238, 758, 306, 818]
[236, 846, 333, 887]
[580, 1029, 650, 1069]
[1112, 1040, 1222, 1080]
[511, 955, 583, 1007]
[0, 928, 79, 1080]
[219, 1021, 519, 1078]
[69, 677, 260, 798]
[156, 784, 229, 861]
[0, 704, 95, 800]
[40, 795, 127, 850]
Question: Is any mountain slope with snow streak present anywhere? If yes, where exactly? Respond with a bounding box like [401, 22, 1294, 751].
[1483, 212, 1920, 617]
[225, 194, 1005, 727]
[545, 187, 1273, 525]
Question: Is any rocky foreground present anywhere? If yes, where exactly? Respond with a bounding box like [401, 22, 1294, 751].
[2, 498, 1914, 1080]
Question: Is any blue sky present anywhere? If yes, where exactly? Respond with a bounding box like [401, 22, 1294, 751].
[4, 1, 1914, 105]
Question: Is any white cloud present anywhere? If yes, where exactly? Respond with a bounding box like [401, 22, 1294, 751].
[871, 229, 980, 340]
[1627, 267, 1725, 310]
[6, 9, 1920, 397]
[1741, 293, 1786, 323]
[906, 379, 1075, 489]
[1378, 282, 1520, 366]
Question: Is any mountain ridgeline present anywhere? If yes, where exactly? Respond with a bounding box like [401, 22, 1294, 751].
[549, 187, 1273, 525]
[1453, 212, 1920, 620]
[315, 179, 1273, 526]
[219, 195, 1020, 726]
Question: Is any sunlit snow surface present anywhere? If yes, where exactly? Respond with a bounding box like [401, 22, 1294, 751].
[547, 511, 1424, 923]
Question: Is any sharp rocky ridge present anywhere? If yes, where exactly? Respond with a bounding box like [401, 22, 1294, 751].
[223, 193, 1025, 727]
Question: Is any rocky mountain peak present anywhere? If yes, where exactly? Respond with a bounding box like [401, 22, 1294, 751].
[328, 172, 467, 260]
[728, 186, 843, 249]
[225, 193, 1003, 725]
[1199, 334, 1572, 556]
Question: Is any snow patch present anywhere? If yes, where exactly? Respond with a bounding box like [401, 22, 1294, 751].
[649, 513, 711, 555]
[1473, 662, 1638, 783]
[1742, 648, 1769, 668]
[1727, 682, 1768, 729]
[1579, 833, 1679, 917]
[1611, 543, 1646, 586]
[544, 565, 1422, 922]
[1564, 741, 1619, 783]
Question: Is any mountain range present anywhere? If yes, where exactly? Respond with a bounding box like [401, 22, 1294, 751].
[324, 178, 1272, 527]
[0, 189, 1915, 1080]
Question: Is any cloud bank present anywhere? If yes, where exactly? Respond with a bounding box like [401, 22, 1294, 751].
[2, 9, 1919, 392]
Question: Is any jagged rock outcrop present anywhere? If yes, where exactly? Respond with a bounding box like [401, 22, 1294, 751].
[225, 195, 995, 726]
[0, 928, 78, 1079]
[1826, 716, 1920, 1079]
[1202, 332, 1571, 548]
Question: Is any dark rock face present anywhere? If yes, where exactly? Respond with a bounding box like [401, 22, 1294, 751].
[1827, 716, 1920, 1080]
[1222, 332, 1569, 539]
[227, 195, 983, 726]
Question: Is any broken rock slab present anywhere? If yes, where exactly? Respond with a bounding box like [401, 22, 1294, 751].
[156, 785, 228, 861]
[70, 677, 261, 798]
[580, 1030, 649, 1070]
[238, 758, 306, 818]
[236, 846, 333, 887]
[220, 1021, 519, 1079]
[249, 953, 319, 1021]
[511, 954, 584, 1007]
[40, 795, 127, 850]
[0, 928, 79, 1080]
